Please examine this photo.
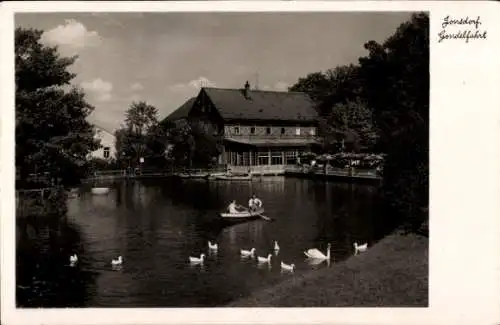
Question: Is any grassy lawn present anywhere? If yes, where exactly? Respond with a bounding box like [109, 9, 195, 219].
[228, 231, 428, 307]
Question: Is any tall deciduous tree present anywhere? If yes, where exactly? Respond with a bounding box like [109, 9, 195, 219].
[359, 12, 429, 232]
[15, 28, 100, 187]
[116, 101, 164, 168]
[125, 101, 158, 136]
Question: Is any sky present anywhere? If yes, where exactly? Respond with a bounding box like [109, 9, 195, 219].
[15, 12, 413, 133]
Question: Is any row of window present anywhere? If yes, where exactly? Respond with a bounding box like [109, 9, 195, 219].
[226, 150, 301, 166]
[231, 126, 316, 136]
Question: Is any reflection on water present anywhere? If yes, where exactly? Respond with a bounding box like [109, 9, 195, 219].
[17, 177, 393, 307]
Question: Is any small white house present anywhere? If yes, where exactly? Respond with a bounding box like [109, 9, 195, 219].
[89, 125, 116, 161]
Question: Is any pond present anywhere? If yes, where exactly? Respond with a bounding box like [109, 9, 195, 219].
[16, 177, 394, 307]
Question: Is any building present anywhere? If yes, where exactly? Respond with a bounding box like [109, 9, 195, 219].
[163, 97, 197, 126]
[89, 125, 116, 161]
[167, 81, 322, 174]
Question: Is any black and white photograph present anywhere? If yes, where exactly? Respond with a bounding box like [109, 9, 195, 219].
[2, 1, 499, 324]
[13, 9, 429, 308]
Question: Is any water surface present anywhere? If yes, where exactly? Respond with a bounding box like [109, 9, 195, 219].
[17, 177, 392, 307]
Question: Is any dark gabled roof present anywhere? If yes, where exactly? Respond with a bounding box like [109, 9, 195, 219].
[163, 97, 196, 122]
[202, 87, 318, 122]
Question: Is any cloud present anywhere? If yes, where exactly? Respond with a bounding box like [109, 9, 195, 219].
[273, 81, 289, 91]
[128, 94, 141, 102]
[130, 83, 144, 91]
[41, 19, 102, 49]
[169, 76, 216, 93]
[81, 78, 113, 102]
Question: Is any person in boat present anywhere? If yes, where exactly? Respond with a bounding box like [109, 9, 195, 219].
[248, 194, 263, 212]
[227, 200, 246, 214]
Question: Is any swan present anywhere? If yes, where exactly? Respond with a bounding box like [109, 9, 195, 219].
[208, 241, 218, 250]
[69, 254, 78, 264]
[257, 254, 272, 264]
[240, 248, 255, 257]
[274, 241, 280, 251]
[304, 243, 331, 261]
[280, 261, 295, 272]
[189, 254, 205, 264]
[354, 242, 368, 255]
[111, 256, 123, 266]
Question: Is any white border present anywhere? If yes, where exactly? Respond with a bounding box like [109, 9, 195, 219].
[2, 2, 500, 325]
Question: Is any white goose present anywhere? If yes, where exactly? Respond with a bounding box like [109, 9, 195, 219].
[354, 242, 368, 255]
[257, 253, 272, 264]
[111, 256, 123, 266]
[69, 254, 78, 264]
[274, 241, 280, 252]
[240, 248, 255, 258]
[304, 243, 331, 261]
[280, 261, 295, 272]
[189, 254, 205, 264]
[208, 241, 218, 250]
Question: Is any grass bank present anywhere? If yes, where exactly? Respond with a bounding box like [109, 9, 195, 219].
[228, 231, 428, 307]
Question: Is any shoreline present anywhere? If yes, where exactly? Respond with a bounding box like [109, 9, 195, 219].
[227, 230, 428, 307]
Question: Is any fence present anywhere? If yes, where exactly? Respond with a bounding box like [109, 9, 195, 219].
[284, 165, 381, 180]
[16, 187, 64, 218]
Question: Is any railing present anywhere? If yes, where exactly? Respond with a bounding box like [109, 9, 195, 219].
[228, 165, 286, 175]
[16, 187, 64, 218]
[284, 165, 381, 179]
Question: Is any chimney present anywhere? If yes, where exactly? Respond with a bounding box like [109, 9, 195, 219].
[243, 81, 251, 99]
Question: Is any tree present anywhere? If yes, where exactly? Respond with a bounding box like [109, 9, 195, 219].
[326, 100, 378, 152]
[359, 12, 429, 232]
[115, 101, 160, 168]
[288, 72, 332, 103]
[125, 101, 158, 136]
[15, 28, 100, 188]
[290, 65, 375, 153]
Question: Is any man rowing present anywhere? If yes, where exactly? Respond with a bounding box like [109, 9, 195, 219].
[227, 200, 247, 214]
[248, 194, 263, 212]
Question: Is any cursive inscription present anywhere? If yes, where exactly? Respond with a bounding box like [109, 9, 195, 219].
[438, 15, 487, 43]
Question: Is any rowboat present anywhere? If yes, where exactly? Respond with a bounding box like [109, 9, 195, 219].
[178, 173, 210, 179]
[91, 187, 110, 195]
[215, 174, 252, 181]
[220, 208, 264, 221]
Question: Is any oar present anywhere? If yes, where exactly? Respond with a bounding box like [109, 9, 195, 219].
[237, 205, 273, 221]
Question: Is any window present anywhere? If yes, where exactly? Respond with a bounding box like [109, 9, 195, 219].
[103, 147, 110, 159]
[250, 127, 256, 135]
[258, 152, 269, 165]
[234, 126, 240, 135]
[309, 128, 316, 136]
[281, 127, 286, 135]
[285, 151, 297, 165]
[266, 127, 271, 135]
[271, 151, 283, 165]
[295, 127, 301, 136]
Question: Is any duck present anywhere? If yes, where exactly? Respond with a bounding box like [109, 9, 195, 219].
[69, 254, 78, 264]
[257, 253, 272, 264]
[354, 242, 368, 255]
[280, 261, 295, 272]
[111, 256, 123, 266]
[189, 254, 205, 264]
[208, 241, 218, 250]
[240, 248, 255, 258]
[304, 243, 331, 262]
[274, 241, 280, 252]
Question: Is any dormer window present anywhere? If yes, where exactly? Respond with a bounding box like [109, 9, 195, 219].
[234, 126, 240, 135]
